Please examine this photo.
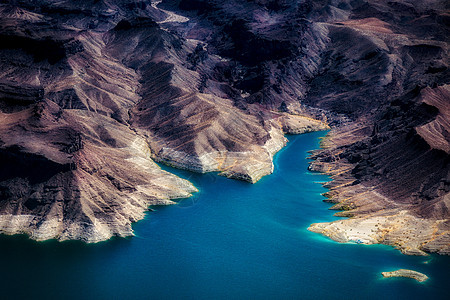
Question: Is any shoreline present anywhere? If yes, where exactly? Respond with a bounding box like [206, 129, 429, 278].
[0, 124, 327, 243]
[307, 126, 450, 256]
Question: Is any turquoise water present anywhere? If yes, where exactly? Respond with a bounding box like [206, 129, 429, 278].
[0, 132, 448, 299]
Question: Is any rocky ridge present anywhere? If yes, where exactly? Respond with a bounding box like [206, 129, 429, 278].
[308, 84, 449, 255]
[163, 0, 449, 254]
[0, 0, 327, 242]
[0, 0, 448, 251]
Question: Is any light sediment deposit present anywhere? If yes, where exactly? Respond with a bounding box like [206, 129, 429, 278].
[382, 269, 429, 282]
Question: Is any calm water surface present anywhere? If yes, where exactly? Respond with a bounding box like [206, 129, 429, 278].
[0, 132, 448, 299]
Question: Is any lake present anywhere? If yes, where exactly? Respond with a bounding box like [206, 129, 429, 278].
[0, 131, 448, 299]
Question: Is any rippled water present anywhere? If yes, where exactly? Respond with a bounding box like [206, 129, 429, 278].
[0, 132, 448, 299]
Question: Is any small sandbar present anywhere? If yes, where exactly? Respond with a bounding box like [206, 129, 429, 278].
[381, 269, 428, 282]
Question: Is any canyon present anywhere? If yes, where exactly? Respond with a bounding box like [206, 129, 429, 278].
[0, 0, 448, 255]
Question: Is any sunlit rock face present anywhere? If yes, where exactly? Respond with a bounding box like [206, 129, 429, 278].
[0, 0, 448, 249]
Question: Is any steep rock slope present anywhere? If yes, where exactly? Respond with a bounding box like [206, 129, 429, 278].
[0, 0, 327, 242]
[0, 96, 197, 242]
[303, 0, 450, 254]
[161, 0, 449, 254]
[309, 86, 450, 255]
[105, 18, 327, 182]
[0, 0, 448, 251]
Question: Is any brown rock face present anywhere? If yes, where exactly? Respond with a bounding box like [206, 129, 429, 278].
[0, 98, 197, 242]
[0, 0, 448, 251]
[297, 0, 449, 255]
[308, 86, 450, 255]
[0, 0, 327, 242]
[416, 86, 450, 154]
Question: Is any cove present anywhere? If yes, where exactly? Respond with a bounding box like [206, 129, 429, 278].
[0, 131, 448, 299]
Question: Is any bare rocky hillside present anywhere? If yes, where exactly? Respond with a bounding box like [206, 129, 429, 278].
[0, 0, 448, 253]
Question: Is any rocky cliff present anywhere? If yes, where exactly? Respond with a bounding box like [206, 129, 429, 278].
[0, 0, 448, 250]
[0, 0, 327, 241]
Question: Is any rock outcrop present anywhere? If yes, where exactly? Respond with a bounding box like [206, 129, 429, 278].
[308, 88, 449, 255]
[382, 269, 429, 282]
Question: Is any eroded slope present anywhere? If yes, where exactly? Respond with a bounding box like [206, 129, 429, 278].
[0, 0, 448, 250]
[0, 0, 327, 241]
